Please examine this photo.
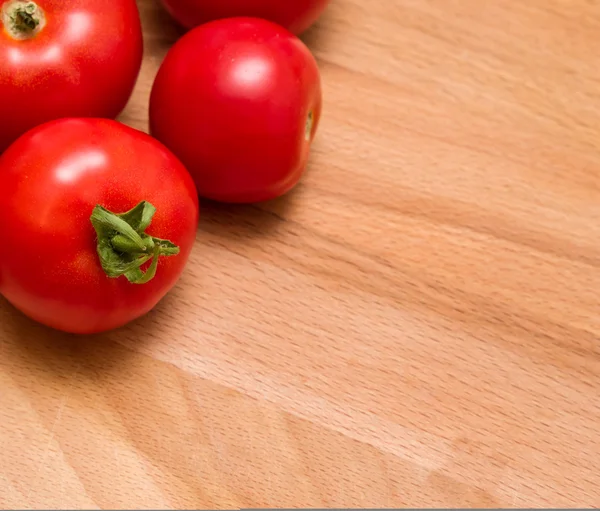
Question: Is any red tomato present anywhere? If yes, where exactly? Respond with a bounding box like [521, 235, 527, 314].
[0, 0, 143, 153]
[0, 118, 199, 334]
[159, 0, 331, 35]
[149, 17, 322, 203]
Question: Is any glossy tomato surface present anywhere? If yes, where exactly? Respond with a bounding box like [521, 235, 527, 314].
[160, 0, 330, 35]
[0, 118, 199, 334]
[0, 0, 143, 153]
[149, 17, 322, 204]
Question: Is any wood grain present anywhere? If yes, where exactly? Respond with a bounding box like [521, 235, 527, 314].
[1, 0, 600, 507]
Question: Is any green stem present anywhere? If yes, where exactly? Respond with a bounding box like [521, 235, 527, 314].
[90, 201, 180, 285]
[110, 234, 155, 254]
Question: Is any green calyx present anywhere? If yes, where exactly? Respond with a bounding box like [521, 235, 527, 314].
[90, 201, 180, 285]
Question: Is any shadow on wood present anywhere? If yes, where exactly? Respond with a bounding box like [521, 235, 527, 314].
[0, 295, 154, 379]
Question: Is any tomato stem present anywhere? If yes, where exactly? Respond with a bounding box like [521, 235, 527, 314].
[1, 0, 45, 39]
[90, 201, 180, 285]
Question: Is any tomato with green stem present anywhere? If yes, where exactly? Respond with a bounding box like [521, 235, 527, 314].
[0, 0, 143, 153]
[0, 118, 199, 334]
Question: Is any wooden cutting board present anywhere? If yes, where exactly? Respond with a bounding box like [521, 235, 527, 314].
[1, 0, 599, 507]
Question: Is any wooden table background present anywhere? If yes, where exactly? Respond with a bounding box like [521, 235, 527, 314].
[1, 0, 599, 507]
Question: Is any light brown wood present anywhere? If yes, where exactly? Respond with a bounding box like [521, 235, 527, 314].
[1, 0, 599, 507]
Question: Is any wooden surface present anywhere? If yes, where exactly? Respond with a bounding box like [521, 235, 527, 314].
[1, 0, 600, 507]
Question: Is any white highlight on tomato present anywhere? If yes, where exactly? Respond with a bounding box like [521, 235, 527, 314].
[55, 150, 108, 184]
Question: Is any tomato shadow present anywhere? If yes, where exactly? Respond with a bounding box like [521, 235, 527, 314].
[140, 0, 187, 46]
[197, 188, 300, 242]
[299, 1, 336, 54]
[0, 295, 153, 380]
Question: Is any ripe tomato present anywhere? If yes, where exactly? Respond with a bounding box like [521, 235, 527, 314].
[0, 0, 143, 153]
[0, 118, 199, 334]
[159, 0, 331, 35]
[149, 17, 322, 204]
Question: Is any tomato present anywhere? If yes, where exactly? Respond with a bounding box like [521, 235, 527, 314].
[159, 0, 331, 35]
[0, 0, 143, 153]
[0, 118, 199, 334]
[149, 17, 322, 204]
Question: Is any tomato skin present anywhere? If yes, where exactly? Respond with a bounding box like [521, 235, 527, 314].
[0, 118, 199, 334]
[159, 0, 330, 35]
[0, 0, 143, 153]
[149, 17, 322, 204]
